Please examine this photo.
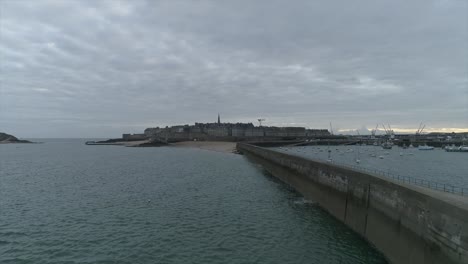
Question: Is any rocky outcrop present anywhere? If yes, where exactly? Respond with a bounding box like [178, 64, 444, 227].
[0, 132, 32, 143]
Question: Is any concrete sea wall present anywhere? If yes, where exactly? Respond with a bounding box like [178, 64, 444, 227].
[237, 143, 468, 264]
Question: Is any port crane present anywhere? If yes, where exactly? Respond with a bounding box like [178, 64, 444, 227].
[382, 124, 395, 139]
[416, 122, 426, 135]
[257, 118, 265, 127]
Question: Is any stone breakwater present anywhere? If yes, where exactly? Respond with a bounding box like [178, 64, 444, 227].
[237, 143, 468, 264]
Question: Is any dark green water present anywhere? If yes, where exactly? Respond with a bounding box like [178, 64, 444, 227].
[1, 139, 387, 264]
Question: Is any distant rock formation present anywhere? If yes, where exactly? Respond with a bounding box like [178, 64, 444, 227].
[0, 132, 33, 143]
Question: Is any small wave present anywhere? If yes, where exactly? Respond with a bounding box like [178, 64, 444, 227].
[0, 258, 31, 264]
[0, 231, 26, 237]
[293, 198, 317, 205]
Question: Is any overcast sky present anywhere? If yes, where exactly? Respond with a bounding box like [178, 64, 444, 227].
[1, 0, 467, 138]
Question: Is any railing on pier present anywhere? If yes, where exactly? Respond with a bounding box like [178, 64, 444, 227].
[329, 161, 468, 197]
[274, 149, 468, 197]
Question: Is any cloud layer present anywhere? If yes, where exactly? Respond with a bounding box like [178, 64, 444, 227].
[1, 0, 467, 137]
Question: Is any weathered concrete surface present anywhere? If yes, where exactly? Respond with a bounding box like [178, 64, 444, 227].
[237, 143, 468, 264]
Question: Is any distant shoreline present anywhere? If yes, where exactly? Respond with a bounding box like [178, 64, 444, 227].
[0, 141, 35, 144]
[0, 132, 35, 144]
[85, 139, 237, 153]
[85, 140, 151, 147]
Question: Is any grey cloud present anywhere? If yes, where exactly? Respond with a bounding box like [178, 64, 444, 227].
[0, 0, 467, 137]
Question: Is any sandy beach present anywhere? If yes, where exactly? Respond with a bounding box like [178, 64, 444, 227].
[86, 140, 237, 153]
[171, 141, 237, 153]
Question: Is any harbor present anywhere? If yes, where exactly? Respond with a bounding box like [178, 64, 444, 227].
[273, 144, 468, 195]
[2, 0, 467, 263]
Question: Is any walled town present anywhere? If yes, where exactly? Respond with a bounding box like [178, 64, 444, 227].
[123, 115, 330, 143]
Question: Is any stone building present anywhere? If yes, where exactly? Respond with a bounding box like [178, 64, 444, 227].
[244, 127, 265, 137]
[140, 115, 328, 141]
[306, 129, 331, 137]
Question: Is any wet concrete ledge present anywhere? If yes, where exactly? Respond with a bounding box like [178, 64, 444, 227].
[237, 143, 468, 264]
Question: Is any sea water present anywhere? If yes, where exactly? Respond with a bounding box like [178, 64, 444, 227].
[0, 139, 387, 263]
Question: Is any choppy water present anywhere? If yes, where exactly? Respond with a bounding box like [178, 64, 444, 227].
[273, 145, 468, 188]
[1, 139, 387, 264]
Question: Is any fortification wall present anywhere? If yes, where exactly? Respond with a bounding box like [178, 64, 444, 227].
[237, 143, 468, 264]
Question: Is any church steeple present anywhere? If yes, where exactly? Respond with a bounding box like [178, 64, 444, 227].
[217, 113, 220, 125]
